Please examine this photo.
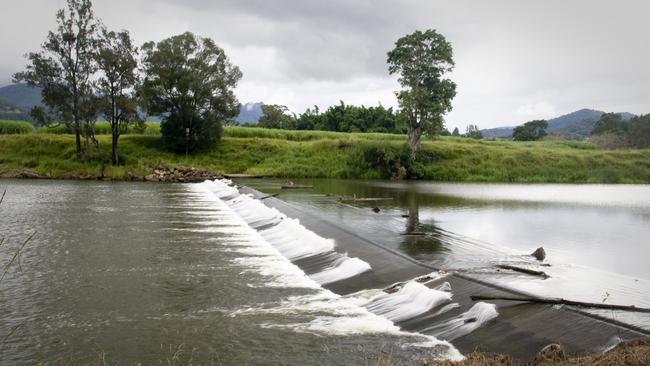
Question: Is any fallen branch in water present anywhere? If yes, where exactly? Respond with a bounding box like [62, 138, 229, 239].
[496, 264, 549, 278]
[470, 294, 650, 313]
[260, 193, 280, 200]
[338, 197, 393, 202]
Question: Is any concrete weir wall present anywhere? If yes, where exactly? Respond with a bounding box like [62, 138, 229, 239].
[236, 185, 647, 360]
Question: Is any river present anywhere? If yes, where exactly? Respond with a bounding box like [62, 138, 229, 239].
[1, 179, 649, 364]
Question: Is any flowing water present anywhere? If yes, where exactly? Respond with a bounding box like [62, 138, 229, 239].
[239, 179, 650, 329]
[0, 180, 460, 365]
[1, 178, 649, 364]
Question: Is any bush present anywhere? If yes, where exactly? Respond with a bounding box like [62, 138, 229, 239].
[160, 112, 223, 153]
[0, 120, 35, 134]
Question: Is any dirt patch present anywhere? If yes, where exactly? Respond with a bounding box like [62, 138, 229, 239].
[428, 339, 650, 366]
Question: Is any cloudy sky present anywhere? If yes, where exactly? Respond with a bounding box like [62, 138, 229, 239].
[1, 0, 648, 130]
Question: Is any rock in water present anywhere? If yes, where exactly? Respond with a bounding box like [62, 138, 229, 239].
[531, 247, 546, 261]
[372, 207, 381, 213]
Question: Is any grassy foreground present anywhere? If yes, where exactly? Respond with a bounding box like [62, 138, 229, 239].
[1, 126, 650, 183]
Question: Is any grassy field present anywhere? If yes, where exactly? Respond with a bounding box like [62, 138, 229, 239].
[1, 122, 650, 183]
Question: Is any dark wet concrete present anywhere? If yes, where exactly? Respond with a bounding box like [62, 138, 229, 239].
[239, 185, 649, 360]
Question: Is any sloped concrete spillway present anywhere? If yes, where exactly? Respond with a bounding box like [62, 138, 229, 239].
[199, 179, 647, 360]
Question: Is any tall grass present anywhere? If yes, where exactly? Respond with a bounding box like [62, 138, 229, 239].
[35, 121, 160, 135]
[1, 133, 649, 183]
[0, 120, 35, 134]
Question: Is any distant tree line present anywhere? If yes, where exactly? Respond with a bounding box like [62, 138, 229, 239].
[256, 102, 408, 134]
[590, 113, 650, 149]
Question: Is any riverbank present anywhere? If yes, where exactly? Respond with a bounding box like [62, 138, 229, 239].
[1, 129, 650, 183]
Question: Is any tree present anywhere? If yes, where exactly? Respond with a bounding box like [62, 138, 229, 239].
[465, 124, 483, 139]
[591, 113, 628, 136]
[13, 0, 101, 158]
[628, 114, 650, 148]
[258, 104, 295, 129]
[139, 32, 242, 153]
[452, 127, 460, 136]
[96, 29, 140, 165]
[387, 29, 457, 159]
[512, 120, 548, 141]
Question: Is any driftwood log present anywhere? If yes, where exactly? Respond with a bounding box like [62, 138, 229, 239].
[470, 294, 650, 313]
[497, 264, 549, 278]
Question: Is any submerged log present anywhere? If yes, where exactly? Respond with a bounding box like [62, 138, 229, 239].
[281, 184, 313, 189]
[496, 264, 549, 278]
[470, 294, 650, 313]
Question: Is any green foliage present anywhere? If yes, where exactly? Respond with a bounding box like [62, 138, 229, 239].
[96, 28, 141, 164]
[512, 120, 548, 141]
[160, 111, 223, 153]
[0, 120, 35, 134]
[628, 114, 650, 148]
[387, 29, 457, 157]
[591, 114, 650, 149]
[465, 124, 483, 139]
[591, 113, 628, 136]
[258, 105, 296, 129]
[256, 102, 406, 134]
[13, 0, 101, 157]
[139, 32, 242, 153]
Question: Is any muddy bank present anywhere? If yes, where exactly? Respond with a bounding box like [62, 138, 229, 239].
[0, 165, 222, 183]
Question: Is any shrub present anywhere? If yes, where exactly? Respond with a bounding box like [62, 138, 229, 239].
[0, 120, 35, 134]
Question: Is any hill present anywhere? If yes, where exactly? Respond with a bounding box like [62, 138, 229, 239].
[0, 83, 264, 124]
[481, 109, 636, 139]
[236, 102, 263, 124]
[0, 83, 42, 111]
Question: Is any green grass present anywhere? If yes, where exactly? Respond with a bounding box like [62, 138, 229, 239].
[1, 122, 649, 183]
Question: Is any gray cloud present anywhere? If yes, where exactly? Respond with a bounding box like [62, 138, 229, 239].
[1, 0, 648, 130]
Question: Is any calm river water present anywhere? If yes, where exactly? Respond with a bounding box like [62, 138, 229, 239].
[1, 179, 649, 364]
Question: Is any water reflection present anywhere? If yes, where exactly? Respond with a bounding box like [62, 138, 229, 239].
[400, 191, 445, 259]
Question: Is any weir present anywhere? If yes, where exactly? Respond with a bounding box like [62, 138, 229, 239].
[202, 180, 648, 361]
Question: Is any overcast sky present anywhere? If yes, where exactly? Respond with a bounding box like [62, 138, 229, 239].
[1, 0, 648, 129]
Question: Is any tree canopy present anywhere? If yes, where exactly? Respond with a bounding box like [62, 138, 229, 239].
[387, 29, 456, 158]
[13, 0, 101, 157]
[96, 28, 140, 164]
[258, 104, 295, 129]
[591, 113, 628, 136]
[512, 120, 548, 141]
[139, 32, 242, 153]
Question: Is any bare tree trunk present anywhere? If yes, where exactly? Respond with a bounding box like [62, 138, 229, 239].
[408, 125, 422, 160]
[111, 130, 119, 165]
[74, 124, 82, 159]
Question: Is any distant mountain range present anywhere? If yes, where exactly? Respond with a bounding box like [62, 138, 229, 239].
[0, 83, 265, 124]
[236, 102, 263, 124]
[481, 109, 636, 139]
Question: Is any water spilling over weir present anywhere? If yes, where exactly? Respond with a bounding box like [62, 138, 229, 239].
[197, 179, 507, 359]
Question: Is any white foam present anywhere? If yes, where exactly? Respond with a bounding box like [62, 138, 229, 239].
[203, 179, 371, 284]
[423, 302, 499, 341]
[258, 218, 336, 260]
[310, 257, 372, 285]
[361, 281, 453, 322]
